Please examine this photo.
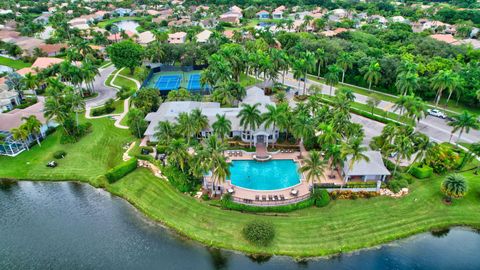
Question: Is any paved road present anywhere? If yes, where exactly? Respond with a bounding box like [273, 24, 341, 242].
[85, 65, 118, 108]
[280, 73, 480, 144]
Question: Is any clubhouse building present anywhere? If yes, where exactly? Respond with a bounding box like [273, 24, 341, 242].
[144, 86, 279, 146]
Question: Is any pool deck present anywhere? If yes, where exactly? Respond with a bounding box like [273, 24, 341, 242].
[205, 150, 344, 206]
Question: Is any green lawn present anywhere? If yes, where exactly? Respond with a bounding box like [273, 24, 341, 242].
[0, 117, 133, 186]
[113, 75, 138, 90]
[119, 66, 145, 82]
[2, 116, 480, 257]
[113, 99, 125, 114]
[97, 16, 144, 28]
[107, 168, 480, 257]
[0, 56, 31, 70]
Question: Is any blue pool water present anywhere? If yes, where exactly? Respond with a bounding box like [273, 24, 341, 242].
[229, 160, 300, 190]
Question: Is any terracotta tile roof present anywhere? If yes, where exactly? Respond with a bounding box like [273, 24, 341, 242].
[0, 100, 47, 131]
[31, 57, 64, 70]
[38, 43, 67, 55]
[16, 67, 36, 76]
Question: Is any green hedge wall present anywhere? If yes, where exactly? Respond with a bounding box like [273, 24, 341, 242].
[410, 165, 433, 179]
[105, 158, 138, 183]
[220, 197, 314, 213]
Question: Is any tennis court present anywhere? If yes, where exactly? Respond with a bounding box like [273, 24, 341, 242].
[154, 75, 182, 91]
[187, 74, 202, 91]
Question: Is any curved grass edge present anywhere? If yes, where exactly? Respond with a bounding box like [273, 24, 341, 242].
[3, 169, 480, 258]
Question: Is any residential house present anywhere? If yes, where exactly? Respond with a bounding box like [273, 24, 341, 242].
[0, 78, 21, 113]
[223, 30, 234, 39]
[200, 18, 217, 28]
[369, 15, 387, 25]
[256, 10, 270, 20]
[114, 8, 133, 17]
[0, 100, 50, 156]
[390, 16, 408, 24]
[168, 32, 187, 44]
[107, 30, 135, 42]
[144, 86, 279, 146]
[38, 43, 67, 57]
[168, 18, 191, 27]
[218, 15, 240, 25]
[33, 12, 52, 25]
[342, 151, 391, 182]
[137, 31, 155, 45]
[272, 6, 286, 19]
[68, 18, 90, 30]
[31, 57, 64, 70]
[195, 30, 212, 43]
[230, 6, 243, 17]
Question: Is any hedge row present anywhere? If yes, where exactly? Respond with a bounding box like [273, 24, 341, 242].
[410, 165, 433, 179]
[105, 158, 138, 183]
[220, 197, 314, 213]
[319, 97, 400, 126]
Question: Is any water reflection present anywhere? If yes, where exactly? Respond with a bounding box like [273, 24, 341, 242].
[1, 181, 480, 270]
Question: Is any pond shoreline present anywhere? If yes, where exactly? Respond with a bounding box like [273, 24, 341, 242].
[2, 176, 480, 259]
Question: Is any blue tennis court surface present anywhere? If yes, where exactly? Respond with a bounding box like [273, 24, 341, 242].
[187, 74, 202, 90]
[155, 75, 182, 91]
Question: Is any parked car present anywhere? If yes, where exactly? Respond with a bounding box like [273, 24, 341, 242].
[427, 109, 447, 119]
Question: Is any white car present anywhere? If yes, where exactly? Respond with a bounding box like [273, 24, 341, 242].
[427, 109, 447, 119]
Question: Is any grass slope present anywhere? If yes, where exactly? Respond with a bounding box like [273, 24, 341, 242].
[0, 118, 133, 185]
[108, 168, 480, 257]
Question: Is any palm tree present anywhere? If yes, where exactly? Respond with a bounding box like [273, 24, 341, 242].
[366, 94, 380, 116]
[191, 108, 209, 139]
[325, 144, 343, 178]
[317, 123, 341, 146]
[176, 112, 195, 145]
[336, 52, 354, 83]
[21, 116, 42, 146]
[395, 72, 419, 96]
[212, 114, 232, 142]
[70, 93, 85, 128]
[338, 87, 356, 102]
[324, 64, 342, 96]
[444, 74, 461, 106]
[441, 174, 467, 199]
[10, 126, 30, 151]
[238, 103, 263, 147]
[430, 70, 455, 108]
[154, 121, 176, 145]
[315, 48, 326, 79]
[469, 143, 480, 174]
[448, 111, 479, 145]
[299, 151, 327, 191]
[301, 51, 316, 95]
[409, 133, 434, 169]
[391, 132, 414, 176]
[262, 104, 282, 148]
[342, 137, 369, 170]
[363, 61, 381, 90]
[166, 138, 190, 172]
[211, 87, 235, 106]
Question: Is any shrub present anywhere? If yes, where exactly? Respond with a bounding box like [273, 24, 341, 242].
[53, 150, 67, 159]
[140, 146, 153, 154]
[156, 145, 167, 154]
[312, 189, 330, 207]
[330, 190, 379, 200]
[242, 220, 275, 246]
[441, 174, 467, 199]
[162, 165, 199, 192]
[426, 144, 460, 173]
[220, 197, 314, 213]
[117, 86, 135, 100]
[105, 158, 138, 183]
[387, 179, 408, 193]
[410, 165, 433, 179]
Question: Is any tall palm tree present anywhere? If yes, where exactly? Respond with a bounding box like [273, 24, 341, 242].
[325, 144, 343, 178]
[317, 123, 341, 146]
[21, 116, 42, 146]
[315, 48, 326, 79]
[238, 103, 263, 147]
[395, 72, 419, 96]
[262, 104, 282, 148]
[166, 138, 190, 172]
[191, 108, 209, 139]
[70, 93, 85, 128]
[176, 112, 195, 145]
[342, 137, 369, 170]
[448, 111, 479, 145]
[301, 51, 316, 95]
[391, 132, 414, 176]
[299, 150, 327, 192]
[154, 121, 176, 145]
[212, 114, 232, 142]
[324, 64, 342, 96]
[336, 52, 354, 83]
[211, 87, 235, 106]
[430, 70, 455, 108]
[363, 61, 381, 90]
[409, 133, 434, 170]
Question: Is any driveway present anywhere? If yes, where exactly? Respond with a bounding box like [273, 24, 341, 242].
[85, 65, 118, 108]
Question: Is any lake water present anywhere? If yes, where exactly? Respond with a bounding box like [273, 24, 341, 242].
[1, 181, 480, 270]
[114, 20, 139, 34]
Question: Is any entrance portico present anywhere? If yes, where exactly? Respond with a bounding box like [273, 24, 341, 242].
[253, 131, 270, 148]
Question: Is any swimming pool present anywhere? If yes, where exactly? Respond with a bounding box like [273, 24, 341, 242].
[229, 160, 301, 190]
